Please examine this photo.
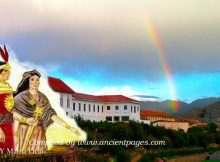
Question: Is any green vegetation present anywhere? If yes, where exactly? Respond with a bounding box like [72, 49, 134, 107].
[2, 118, 219, 162]
[76, 117, 220, 149]
[75, 117, 220, 162]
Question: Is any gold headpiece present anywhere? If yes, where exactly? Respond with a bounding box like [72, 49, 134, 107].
[0, 62, 10, 71]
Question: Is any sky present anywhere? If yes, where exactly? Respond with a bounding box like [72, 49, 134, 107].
[1, 0, 220, 103]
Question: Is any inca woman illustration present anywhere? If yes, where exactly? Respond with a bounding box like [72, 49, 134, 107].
[12, 70, 82, 152]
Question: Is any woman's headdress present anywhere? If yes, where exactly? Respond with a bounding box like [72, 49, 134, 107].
[22, 70, 41, 80]
[14, 70, 41, 96]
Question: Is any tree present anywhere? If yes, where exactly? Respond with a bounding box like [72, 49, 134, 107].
[207, 122, 217, 133]
[198, 109, 207, 122]
[116, 149, 130, 162]
[110, 122, 132, 140]
[128, 121, 144, 141]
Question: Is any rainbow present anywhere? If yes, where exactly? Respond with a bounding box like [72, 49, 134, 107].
[145, 16, 179, 112]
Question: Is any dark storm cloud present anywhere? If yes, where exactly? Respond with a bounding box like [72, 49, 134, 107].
[1, 0, 220, 83]
[132, 95, 160, 99]
[5, 29, 164, 82]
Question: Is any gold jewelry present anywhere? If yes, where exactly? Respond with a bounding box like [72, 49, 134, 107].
[0, 82, 13, 94]
[34, 106, 43, 118]
[4, 94, 14, 112]
[28, 99, 36, 106]
[20, 116, 27, 123]
[65, 124, 71, 129]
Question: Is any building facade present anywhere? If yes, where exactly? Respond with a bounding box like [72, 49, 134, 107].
[152, 121, 189, 132]
[48, 77, 140, 122]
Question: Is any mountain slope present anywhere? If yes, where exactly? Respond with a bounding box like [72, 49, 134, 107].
[189, 97, 220, 109]
[141, 100, 190, 114]
[182, 100, 220, 122]
[140, 97, 220, 115]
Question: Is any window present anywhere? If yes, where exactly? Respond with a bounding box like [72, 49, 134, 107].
[93, 105, 95, 112]
[107, 106, 111, 110]
[114, 116, 120, 121]
[60, 96, 63, 107]
[98, 105, 99, 112]
[131, 106, 133, 113]
[89, 104, 91, 112]
[134, 106, 136, 113]
[66, 112, 68, 116]
[102, 106, 104, 112]
[79, 103, 81, 111]
[73, 103, 75, 111]
[106, 116, 112, 121]
[67, 97, 70, 108]
[84, 104, 86, 111]
[137, 106, 139, 111]
[124, 105, 127, 110]
[121, 116, 129, 121]
[115, 106, 119, 110]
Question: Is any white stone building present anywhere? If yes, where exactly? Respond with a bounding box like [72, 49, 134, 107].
[48, 77, 140, 122]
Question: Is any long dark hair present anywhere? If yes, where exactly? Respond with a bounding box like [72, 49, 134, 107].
[14, 70, 41, 97]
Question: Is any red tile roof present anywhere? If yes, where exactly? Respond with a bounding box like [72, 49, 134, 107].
[140, 110, 174, 118]
[48, 77, 75, 93]
[97, 95, 139, 103]
[72, 93, 103, 102]
[175, 118, 201, 125]
[48, 77, 139, 103]
[72, 93, 139, 103]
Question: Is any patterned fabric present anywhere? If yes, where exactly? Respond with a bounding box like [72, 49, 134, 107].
[0, 82, 14, 151]
[0, 113, 13, 124]
[16, 123, 46, 151]
[13, 90, 57, 129]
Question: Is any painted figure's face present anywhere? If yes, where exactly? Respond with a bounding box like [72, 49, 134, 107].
[29, 75, 40, 90]
[0, 69, 10, 81]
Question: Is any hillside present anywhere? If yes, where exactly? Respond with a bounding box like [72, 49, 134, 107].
[189, 97, 220, 109]
[140, 97, 220, 116]
[182, 100, 220, 122]
[140, 100, 190, 114]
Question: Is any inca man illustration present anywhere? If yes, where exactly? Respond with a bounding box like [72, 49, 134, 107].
[0, 45, 14, 151]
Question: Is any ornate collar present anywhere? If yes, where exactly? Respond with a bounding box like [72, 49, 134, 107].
[0, 81, 12, 94]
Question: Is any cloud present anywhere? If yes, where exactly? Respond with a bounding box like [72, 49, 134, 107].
[131, 95, 160, 102]
[1, 1, 220, 103]
[132, 95, 160, 99]
[1, 0, 220, 83]
[91, 86, 159, 102]
[183, 99, 189, 102]
[92, 85, 140, 97]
